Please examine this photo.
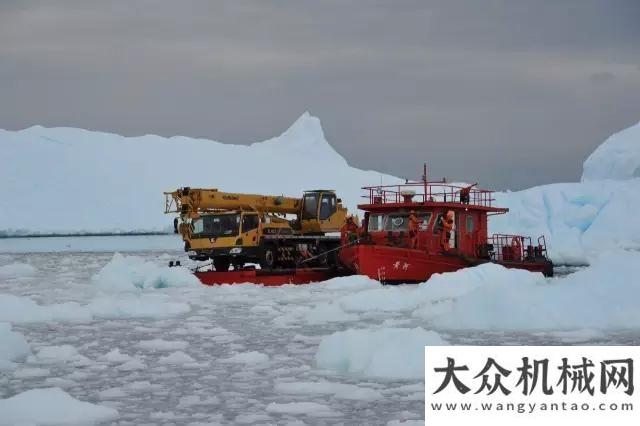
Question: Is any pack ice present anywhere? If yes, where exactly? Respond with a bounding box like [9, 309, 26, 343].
[2, 113, 639, 264]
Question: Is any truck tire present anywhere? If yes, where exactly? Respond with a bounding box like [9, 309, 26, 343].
[213, 256, 230, 272]
[260, 245, 276, 270]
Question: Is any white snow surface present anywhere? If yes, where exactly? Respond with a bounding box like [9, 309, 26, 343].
[0, 387, 118, 425]
[582, 119, 640, 181]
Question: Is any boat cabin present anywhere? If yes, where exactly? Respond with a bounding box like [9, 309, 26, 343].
[359, 181, 505, 257]
[356, 180, 548, 264]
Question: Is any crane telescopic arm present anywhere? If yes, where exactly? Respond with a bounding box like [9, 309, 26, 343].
[164, 188, 302, 219]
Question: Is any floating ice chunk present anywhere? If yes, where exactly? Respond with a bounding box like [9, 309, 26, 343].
[98, 348, 135, 364]
[177, 394, 220, 408]
[316, 327, 447, 380]
[234, 413, 273, 424]
[116, 358, 147, 371]
[183, 324, 231, 336]
[92, 253, 201, 291]
[150, 411, 180, 420]
[420, 250, 640, 330]
[98, 387, 127, 399]
[186, 417, 224, 426]
[28, 344, 92, 366]
[158, 351, 196, 365]
[0, 294, 91, 323]
[138, 339, 189, 351]
[321, 275, 379, 291]
[87, 295, 191, 319]
[0, 293, 189, 323]
[0, 263, 36, 279]
[13, 367, 50, 379]
[43, 377, 76, 388]
[304, 303, 360, 324]
[265, 401, 342, 417]
[274, 380, 383, 400]
[124, 380, 162, 393]
[222, 351, 270, 364]
[387, 420, 424, 426]
[0, 323, 30, 370]
[0, 387, 118, 425]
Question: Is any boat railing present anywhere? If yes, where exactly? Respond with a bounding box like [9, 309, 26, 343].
[362, 182, 496, 208]
[489, 234, 548, 262]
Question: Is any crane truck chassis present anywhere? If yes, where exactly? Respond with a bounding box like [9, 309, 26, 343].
[165, 187, 349, 271]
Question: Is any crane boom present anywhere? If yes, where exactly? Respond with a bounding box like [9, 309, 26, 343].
[165, 188, 303, 218]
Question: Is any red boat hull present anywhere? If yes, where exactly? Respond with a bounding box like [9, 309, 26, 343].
[339, 244, 553, 283]
[195, 268, 336, 286]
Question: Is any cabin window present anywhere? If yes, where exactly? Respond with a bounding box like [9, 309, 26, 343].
[192, 218, 204, 234]
[384, 214, 409, 231]
[319, 193, 337, 220]
[419, 213, 432, 231]
[302, 193, 319, 220]
[433, 213, 444, 234]
[241, 214, 259, 233]
[193, 213, 241, 237]
[466, 215, 474, 232]
[368, 214, 385, 231]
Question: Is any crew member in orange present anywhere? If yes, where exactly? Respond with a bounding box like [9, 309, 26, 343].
[511, 236, 522, 261]
[408, 210, 422, 249]
[440, 210, 454, 251]
[341, 216, 359, 244]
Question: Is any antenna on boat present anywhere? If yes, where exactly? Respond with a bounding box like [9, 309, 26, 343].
[422, 163, 428, 202]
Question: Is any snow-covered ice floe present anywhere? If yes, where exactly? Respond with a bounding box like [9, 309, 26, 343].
[316, 327, 447, 380]
[0, 262, 36, 279]
[0, 323, 31, 370]
[0, 293, 190, 323]
[92, 253, 200, 291]
[2, 115, 639, 265]
[0, 387, 118, 425]
[306, 251, 640, 334]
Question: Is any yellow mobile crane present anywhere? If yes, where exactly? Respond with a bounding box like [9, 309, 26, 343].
[164, 188, 349, 271]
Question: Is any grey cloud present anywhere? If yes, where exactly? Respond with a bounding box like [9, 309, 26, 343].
[1, 0, 639, 190]
[589, 72, 616, 84]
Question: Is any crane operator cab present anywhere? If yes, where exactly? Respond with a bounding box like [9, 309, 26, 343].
[299, 190, 345, 234]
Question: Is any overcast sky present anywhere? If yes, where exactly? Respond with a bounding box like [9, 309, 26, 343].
[2, 1, 639, 189]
